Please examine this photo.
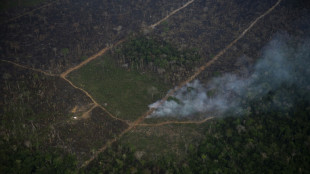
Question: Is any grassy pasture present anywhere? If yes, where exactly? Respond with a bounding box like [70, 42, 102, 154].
[68, 55, 171, 121]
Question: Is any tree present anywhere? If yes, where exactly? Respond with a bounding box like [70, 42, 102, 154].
[61, 48, 70, 58]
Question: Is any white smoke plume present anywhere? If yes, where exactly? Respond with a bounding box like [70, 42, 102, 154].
[148, 33, 310, 118]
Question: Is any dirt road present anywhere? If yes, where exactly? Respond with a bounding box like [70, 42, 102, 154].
[138, 116, 215, 127]
[81, 0, 283, 168]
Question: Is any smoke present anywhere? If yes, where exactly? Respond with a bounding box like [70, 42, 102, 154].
[148, 33, 310, 118]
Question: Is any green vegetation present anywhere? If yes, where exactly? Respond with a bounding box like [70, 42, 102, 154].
[61, 48, 70, 58]
[1, 63, 131, 172]
[186, 86, 195, 92]
[115, 35, 201, 70]
[68, 56, 171, 121]
[84, 143, 141, 174]
[0, 0, 46, 10]
[161, 21, 170, 33]
[2, 41, 309, 174]
[213, 71, 222, 77]
[1, 72, 65, 149]
[80, 55, 88, 61]
[0, 65, 78, 173]
[206, 89, 216, 98]
[119, 124, 203, 160]
[0, 141, 77, 173]
[84, 124, 205, 173]
[83, 83, 310, 173]
[83, 104, 310, 173]
[188, 107, 310, 173]
[167, 96, 182, 104]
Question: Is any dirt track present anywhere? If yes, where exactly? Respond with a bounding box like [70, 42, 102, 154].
[150, 0, 195, 29]
[138, 116, 215, 127]
[1, 0, 284, 169]
[60, 39, 125, 78]
[1, 1, 59, 24]
[81, 0, 283, 168]
[1, 59, 56, 76]
[1, 59, 126, 122]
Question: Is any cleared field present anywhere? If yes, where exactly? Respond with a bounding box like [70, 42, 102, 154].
[68, 55, 171, 121]
[0, 61, 128, 166]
